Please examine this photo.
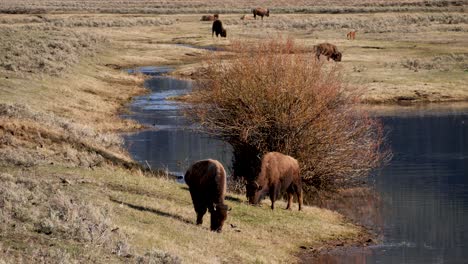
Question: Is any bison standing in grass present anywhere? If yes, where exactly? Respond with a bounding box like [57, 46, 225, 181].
[185, 159, 229, 232]
[252, 8, 270, 20]
[314, 43, 342, 62]
[212, 20, 227, 38]
[246, 152, 303, 211]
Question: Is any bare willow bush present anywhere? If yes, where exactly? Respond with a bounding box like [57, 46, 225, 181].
[187, 38, 389, 192]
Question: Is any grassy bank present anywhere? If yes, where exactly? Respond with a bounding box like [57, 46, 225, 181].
[0, 7, 466, 263]
[0, 165, 363, 263]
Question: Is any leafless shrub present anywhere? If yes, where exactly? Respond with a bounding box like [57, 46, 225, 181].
[186, 38, 389, 191]
[227, 175, 245, 194]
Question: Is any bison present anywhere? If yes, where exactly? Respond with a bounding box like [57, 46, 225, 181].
[201, 14, 219, 21]
[347, 31, 356, 40]
[246, 152, 303, 211]
[252, 8, 269, 20]
[313, 43, 342, 62]
[240, 14, 254, 20]
[212, 20, 227, 38]
[185, 159, 229, 232]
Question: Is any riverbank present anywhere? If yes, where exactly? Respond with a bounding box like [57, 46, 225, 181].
[0, 9, 466, 262]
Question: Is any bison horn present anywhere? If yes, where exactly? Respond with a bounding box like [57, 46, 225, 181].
[254, 181, 261, 190]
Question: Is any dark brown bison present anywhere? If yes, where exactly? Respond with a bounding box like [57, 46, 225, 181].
[201, 14, 219, 21]
[246, 152, 303, 211]
[314, 43, 342, 62]
[252, 8, 270, 20]
[212, 20, 227, 38]
[185, 159, 229, 232]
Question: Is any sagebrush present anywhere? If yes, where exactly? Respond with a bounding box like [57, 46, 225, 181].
[187, 38, 390, 193]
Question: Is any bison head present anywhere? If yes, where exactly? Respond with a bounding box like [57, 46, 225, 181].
[210, 204, 228, 232]
[266, 9, 270, 17]
[332, 52, 342, 62]
[221, 29, 227, 38]
[246, 181, 262, 204]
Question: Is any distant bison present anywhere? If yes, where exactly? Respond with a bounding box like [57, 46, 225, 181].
[201, 14, 219, 21]
[240, 14, 254, 20]
[185, 159, 229, 232]
[347, 30, 356, 40]
[252, 8, 270, 20]
[212, 20, 227, 38]
[246, 152, 303, 211]
[314, 43, 342, 62]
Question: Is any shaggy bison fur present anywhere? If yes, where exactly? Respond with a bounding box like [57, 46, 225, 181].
[252, 8, 270, 20]
[212, 20, 227, 38]
[246, 152, 303, 211]
[314, 43, 342, 62]
[185, 159, 229, 232]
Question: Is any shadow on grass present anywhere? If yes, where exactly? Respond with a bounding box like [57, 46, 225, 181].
[110, 197, 193, 225]
[180, 186, 244, 203]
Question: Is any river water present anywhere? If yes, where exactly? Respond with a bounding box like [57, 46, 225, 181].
[123, 67, 468, 263]
[122, 67, 232, 178]
[324, 107, 468, 264]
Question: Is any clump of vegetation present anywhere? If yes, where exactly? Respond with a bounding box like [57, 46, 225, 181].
[135, 249, 182, 264]
[0, 172, 118, 262]
[0, 27, 105, 76]
[187, 38, 389, 192]
[401, 53, 468, 71]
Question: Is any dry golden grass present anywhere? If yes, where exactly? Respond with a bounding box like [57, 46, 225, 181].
[0, 0, 465, 14]
[0, 165, 362, 263]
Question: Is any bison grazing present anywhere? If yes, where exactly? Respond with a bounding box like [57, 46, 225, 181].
[212, 20, 227, 38]
[185, 159, 229, 232]
[201, 14, 219, 21]
[252, 8, 270, 20]
[313, 43, 342, 62]
[246, 152, 303, 211]
[347, 31, 356, 40]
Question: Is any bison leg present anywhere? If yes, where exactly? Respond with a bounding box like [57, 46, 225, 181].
[286, 192, 294, 210]
[196, 206, 207, 225]
[269, 185, 279, 210]
[193, 199, 207, 225]
[296, 188, 303, 211]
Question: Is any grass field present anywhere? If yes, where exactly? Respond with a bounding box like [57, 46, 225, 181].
[0, 2, 467, 262]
